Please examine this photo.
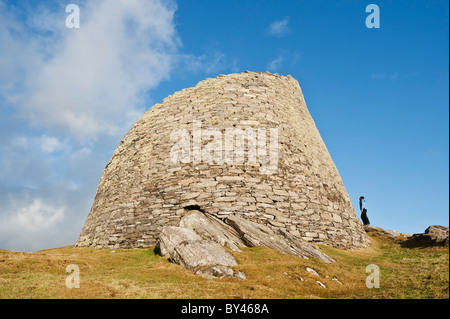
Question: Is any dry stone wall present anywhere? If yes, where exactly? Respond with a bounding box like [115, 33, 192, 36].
[76, 71, 370, 249]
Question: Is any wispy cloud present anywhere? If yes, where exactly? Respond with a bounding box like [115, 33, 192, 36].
[267, 56, 284, 71]
[2, 198, 65, 232]
[181, 51, 227, 74]
[371, 72, 398, 80]
[267, 17, 290, 37]
[39, 136, 63, 153]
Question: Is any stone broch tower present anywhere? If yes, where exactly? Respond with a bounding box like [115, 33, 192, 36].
[77, 71, 370, 250]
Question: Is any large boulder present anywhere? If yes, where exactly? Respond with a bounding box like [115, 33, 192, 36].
[155, 226, 201, 256]
[170, 240, 244, 279]
[179, 210, 334, 262]
[179, 210, 245, 252]
[425, 225, 449, 238]
[405, 225, 449, 247]
[157, 224, 244, 279]
[156, 210, 335, 279]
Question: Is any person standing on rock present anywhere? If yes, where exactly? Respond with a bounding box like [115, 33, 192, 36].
[359, 196, 370, 225]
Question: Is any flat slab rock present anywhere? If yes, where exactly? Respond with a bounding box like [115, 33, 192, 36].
[157, 225, 244, 279]
[157, 210, 335, 279]
[179, 210, 245, 252]
[224, 215, 335, 263]
[364, 225, 411, 238]
[156, 226, 202, 256]
[171, 240, 247, 279]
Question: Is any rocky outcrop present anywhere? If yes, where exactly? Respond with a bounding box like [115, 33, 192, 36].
[170, 240, 243, 279]
[364, 225, 411, 240]
[223, 215, 335, 263]
[425, 225, 449, 238]
[155, 226, 202, 256]
[156, 222, 244, 279]
[179, 210, 245, 252]
[364, 224, 449, 248]
[156, 210, 334, 279]
[405, 225, 449, 247]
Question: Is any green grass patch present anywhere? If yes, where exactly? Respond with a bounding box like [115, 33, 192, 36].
[0, 234, 448, 299]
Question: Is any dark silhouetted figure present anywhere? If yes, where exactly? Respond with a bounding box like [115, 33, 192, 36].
[359, 196, 370, 225]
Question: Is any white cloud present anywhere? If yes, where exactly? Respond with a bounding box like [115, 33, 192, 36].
[389, 73, 398, 80]
[39, 135, 63, 153]
[7, 198, 65, 231]
[0, 0, 180, 141]
[3, 134, 62, 153]
[371, 72, 398, 80]
[230, 58, 240, 73]
[181, 51, 227, 74]
[12, 136, 29, 149]
[267, 56, 284, 71]
[0, 197, 66, 251]
[267, 17, 290, 36]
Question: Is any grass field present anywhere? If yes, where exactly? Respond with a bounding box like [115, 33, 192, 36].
[0, 233, 448, 299]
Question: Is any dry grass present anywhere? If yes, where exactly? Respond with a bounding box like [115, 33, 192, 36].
[0, 234, 448, 299]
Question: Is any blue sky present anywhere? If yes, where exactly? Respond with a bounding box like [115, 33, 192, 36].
[0, 0, 448, 252]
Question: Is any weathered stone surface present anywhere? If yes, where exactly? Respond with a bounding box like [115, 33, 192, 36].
[170, 240, 239, 278]
[363, 225, 384, 233]
[179, 210, 244, 252]
[332, 277, 343, 285]
[77, 71, 370, 250]
[156, 210, 334, 278]
[156, 226, 201, 256]
[425, 225, 449, 238]
[276, 228, 335, 263]
[156, 225, 244, 279]
[364, 225, 410, 239]
[195, 265, 246, 280]
[405, 225, 449, 247]
[224, 215, 335, 263]
[194, 265, 235, 279]
[364, 224, 449, 247]
[306, 267, 320, 277]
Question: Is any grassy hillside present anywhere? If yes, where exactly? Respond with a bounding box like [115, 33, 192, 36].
[0, 233, 448, 299]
